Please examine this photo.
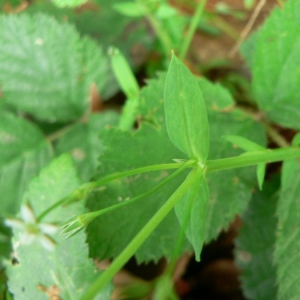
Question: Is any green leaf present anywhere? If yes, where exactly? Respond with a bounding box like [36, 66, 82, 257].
[6, 155, 112, 299]
[274, 157, 300, 299]
[197, 79, 267, 242]
[109, 47, 140, 99]
[0, 14, 108, 122]
[247, 0, 300, 129]
[235, 178, 278, 300]
[0, 112, 52, 216]
[155, 3, 177, 19]
[109, 47, 140, 130]
[140, 72, 266, 244]
[0, 219, 11, 266]
[164, 54, 209, 162]
[113, 1, 146, 17]
[175, 167, 209, 261]
[87, 125, 191, 263]
[55, 112, 119, 181]
[87, 74, 265, 263]
[52, 0, 87, 8]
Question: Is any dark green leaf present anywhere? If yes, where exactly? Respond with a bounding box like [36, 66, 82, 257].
[87, 125, 191, 263]
[164, 54, 209, 162]
[198, 78, 267, 242]
[274, 156, 300, 299]
[235, 178, 278, 300]
[87, 74, 265, 263]
[175, 167, 209, 261]
[246, 0, 300, 129]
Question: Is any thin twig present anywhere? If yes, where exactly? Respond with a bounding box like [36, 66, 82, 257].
[229, 0, 266, 57]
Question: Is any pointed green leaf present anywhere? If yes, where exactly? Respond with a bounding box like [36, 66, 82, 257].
[164, 54, 209, 162]
[0, 112, 52, 216]
[245, 0, 300, 129]
[175, 167, 209, 261]
[235, 179, 278, 300]
[274, 156, 300, 299]
[113, 1, 146, 17]
[6, 155, 112, 299]
[141, 72, 266, 243]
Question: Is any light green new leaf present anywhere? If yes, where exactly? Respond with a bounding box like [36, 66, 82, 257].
[274, 155, 300, 299]
[52, 0, 87, 8]
[109, 47, 140, 130]
[6, 155, 111, 299]
[0, 112, 52, 216]
[113, 1, 146, 17]
[245, 0, 300, 129]
[164, 54, 209, 162]
[109, 47, 140, 99]
[235, 178, 278, 300]
[0, 14, 108, 122]
[175, 167, 209, 261]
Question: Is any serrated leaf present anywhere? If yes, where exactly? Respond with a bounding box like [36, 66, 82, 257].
[246, 0, 300, 129]
[235, 178, 278, 300]
[6, 155, 111, 299]
[87, 74, 265, 263]
[141, 73, 266, 244]
[0, 14, 108, 122]
[87, 125, 191, 263]
[0, 112, 52, 216]
[274, 157, 300, 299]
[55, 112, 119, 181]
[175, 167, 209, 261]
[164, 54, 209, 162]
[197, 78, 267, 242]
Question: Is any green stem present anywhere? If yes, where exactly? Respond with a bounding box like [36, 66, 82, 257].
[179, 0, 207, 60]
[82, 162, 191, 221]
[92, 162, 192, 187]
[206, 147, 300, 173]
[166, 181, 194, 278]
[137, 0, 173, 57]
[79, 167, 198, 300]
[37, 161, 193, 221]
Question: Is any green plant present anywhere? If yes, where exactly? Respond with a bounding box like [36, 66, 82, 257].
[1, 0, 300, 299]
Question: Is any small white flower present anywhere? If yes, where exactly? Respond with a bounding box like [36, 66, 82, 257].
[5, 203, 58, 251]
